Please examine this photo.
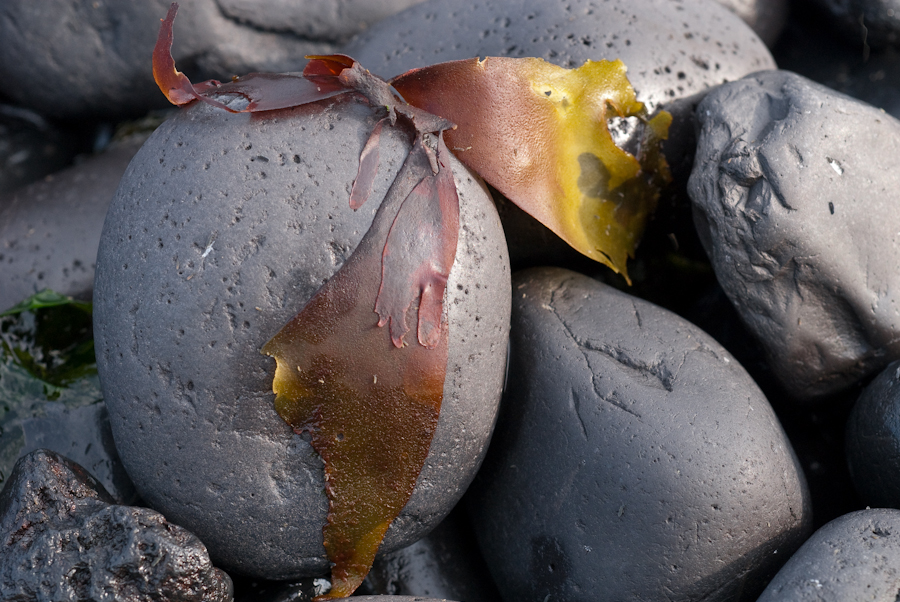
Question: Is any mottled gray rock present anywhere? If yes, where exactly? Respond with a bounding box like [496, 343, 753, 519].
[846, 360, 900, 507]
[359, 507, 501, 602]
[757, 509, 900, 601]
[809, 0, 900, 47]
[0, 104, 80, 194]
[0, 449, 232, 602]
[0, 137, 143, 311]
[468, 267, 811, 602]
[19, 401, 138, 505]
[713, 0, 789, 46]
[94, 96, 510, 579]
[338, 598, 457, 602]
[689, 70, 900, 401]
[0, 0, 425, 119]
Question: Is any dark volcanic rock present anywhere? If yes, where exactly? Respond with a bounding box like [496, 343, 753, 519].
[468, 267, 811, 602]
[689, 70, 900, 401]
[94, 96, 510, 578]
[0, 449, 232, 602]
[0, 137, 144, 311]
[0, 0, 424, 120]
[757, 509, 900, 601]
[19, 401, 138, 505]
[714, 0, 789, 46]
[846, 360, 900, 507]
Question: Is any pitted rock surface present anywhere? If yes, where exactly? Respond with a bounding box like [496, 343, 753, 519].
[0, 0, 425, 119]
[468, 267, 811, 602]
[757, 509, 900, 601]
[689, 70, 900, 401]
[94, 96, 510, 579]
[846, 360, 900, 507]
[0, 137, 144, 311]
[0, 449, 232, 602]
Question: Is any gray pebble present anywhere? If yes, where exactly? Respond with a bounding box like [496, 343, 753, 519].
[0, 449, 232, 602]
[0, 104, 80, 194]
[0, 137, 143, 311]
[94, 96, 510, 579]
[689, 70, 900, 401]
[757, 509, 900, 601]
[0, 0, 425, 119]
[846, 360, 900, 507]
[468, 267, 811, 602]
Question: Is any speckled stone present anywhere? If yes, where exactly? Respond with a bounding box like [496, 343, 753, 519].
[468, 267, 811, 602]
[93, 95, 511, 579]
[0, 137, 143, 311]
[757, 509, 900, 601]
[689, 70, 900, 401]
[846, 360, 900, 507]
[0, 0, 425, 119]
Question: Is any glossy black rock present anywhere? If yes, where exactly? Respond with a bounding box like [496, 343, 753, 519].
[0, 449, 232, 602]
[468, 267, 811, 602]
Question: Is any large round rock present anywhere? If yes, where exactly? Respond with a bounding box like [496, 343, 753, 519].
[468, 267, 811, 602]
[93, 96, 510, 579]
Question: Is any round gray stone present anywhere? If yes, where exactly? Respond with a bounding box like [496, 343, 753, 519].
[93, 96, 510, 579]
[468, 267, 811, 602]
[757, 509, 900, 601]
[689, 70, 900, 401]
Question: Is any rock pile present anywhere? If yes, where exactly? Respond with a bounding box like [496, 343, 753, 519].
[4, 0, 900, 600]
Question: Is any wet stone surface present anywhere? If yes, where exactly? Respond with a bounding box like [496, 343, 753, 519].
[689, 69, 900, 401]
[757, 509, 900, 601]
[93, 96, 511, 579]
[467, 267, 811, 602]
[0, 449, 232, 602]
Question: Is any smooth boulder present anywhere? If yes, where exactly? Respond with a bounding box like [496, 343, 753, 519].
[468, 267, 811, 602]
[94, 95, 510, 579]
[757, 509, 900, 601]
[689, 70, 900, 401]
